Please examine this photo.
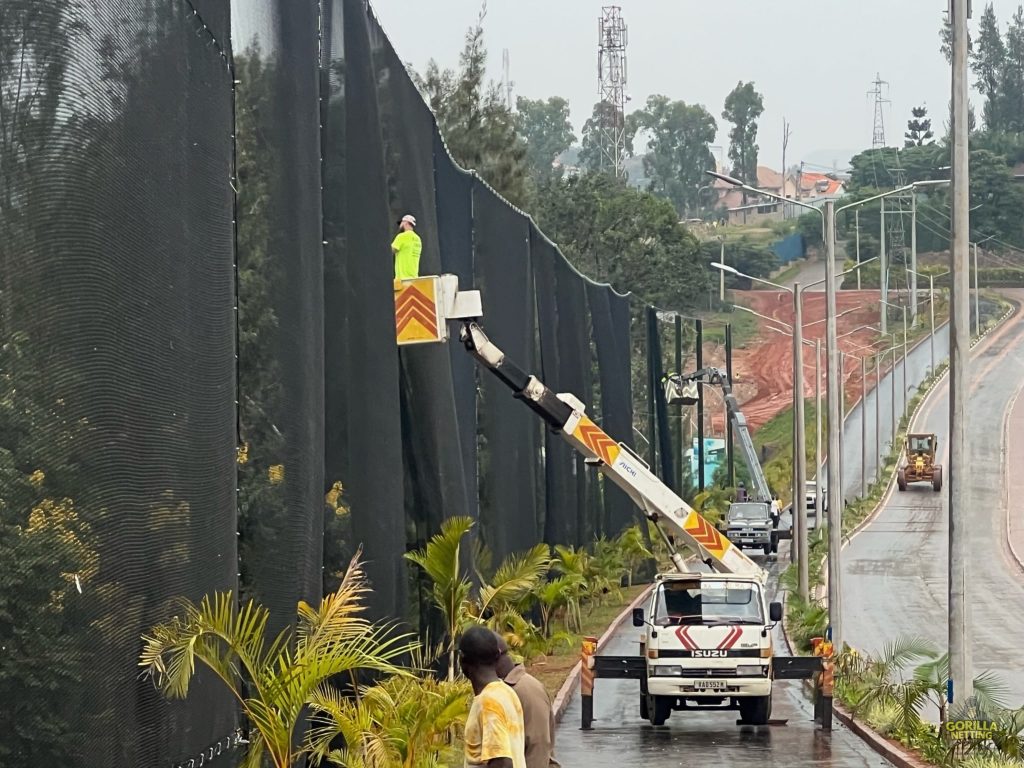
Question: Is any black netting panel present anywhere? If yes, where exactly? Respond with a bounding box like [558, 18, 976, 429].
[320, 0, 407, 619]
[0, 3, 236, 765]
[233, 0, 323, 638]
[434, 139, 479, 528]
[535, 232, 592, 545]
[473, 187, 540, 559]
[370, 19, 473, 631]
[587, 283, 635, 535]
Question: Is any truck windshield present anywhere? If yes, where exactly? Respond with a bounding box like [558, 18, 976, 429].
[728, 503, 768, 521]
[652, 580, 764, 625]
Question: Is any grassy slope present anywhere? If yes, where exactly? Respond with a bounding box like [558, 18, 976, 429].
[526, 583, 650, 699]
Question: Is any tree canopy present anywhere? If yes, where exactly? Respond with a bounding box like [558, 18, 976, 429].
[905, 106, 935, 147]
[514, 96, 576, 183]
[722, 82, 764, 188]
[628, 95, 718, 216]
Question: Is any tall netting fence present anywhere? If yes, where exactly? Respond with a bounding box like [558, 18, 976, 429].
[0, 2, 237, 766]
[1, 0, 636, 764]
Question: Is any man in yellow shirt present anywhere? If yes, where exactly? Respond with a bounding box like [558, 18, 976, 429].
[459, 626, 527, 768]
[392, 213, 422, 279]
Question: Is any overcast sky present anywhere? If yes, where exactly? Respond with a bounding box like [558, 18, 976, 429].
[369, 0, 1019, 174]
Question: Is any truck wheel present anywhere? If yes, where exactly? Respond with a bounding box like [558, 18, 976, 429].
[739, 695, 772, 725]
[933, 466, 942, 492]
[640, 694, 649, 720]
[762, 542, 772, 556]
[650, 696, 672, 726]
[897, 469, 907, 491]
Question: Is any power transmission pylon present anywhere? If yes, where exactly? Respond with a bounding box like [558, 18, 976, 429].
[598, 6, 628, 178]
[869, 73, 889, 150]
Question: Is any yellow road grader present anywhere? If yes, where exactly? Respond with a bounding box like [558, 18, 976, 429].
[897, 433, 942, 492]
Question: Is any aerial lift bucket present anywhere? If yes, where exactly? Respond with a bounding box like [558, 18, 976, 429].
[394, 275, 482, 345]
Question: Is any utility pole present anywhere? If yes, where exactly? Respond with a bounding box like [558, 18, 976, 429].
[824, 199, 842, 650]
[502, 49, 515, 111]
[911, 192, 918, 323]
[794, 283, 808, 598]
[949, 0, 972, 708]
[597, 7, 628, 179]
[855, 210, 861, 291]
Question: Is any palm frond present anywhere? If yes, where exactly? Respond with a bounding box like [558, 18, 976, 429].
[479, 543, 550, 613]
[404, 516, 475, 588]
[974, 669, 1013, 715]
[879, 634, 938, 674]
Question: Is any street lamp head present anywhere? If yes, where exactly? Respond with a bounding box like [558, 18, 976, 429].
[710, 261, 741, 276]
[705, 170, 744, 187]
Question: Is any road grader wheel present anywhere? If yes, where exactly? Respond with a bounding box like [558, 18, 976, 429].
[897, 468, 907, 492]
[932, 466, 942, 492]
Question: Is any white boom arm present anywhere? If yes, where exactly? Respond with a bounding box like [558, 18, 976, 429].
[459, 322, 766, 580]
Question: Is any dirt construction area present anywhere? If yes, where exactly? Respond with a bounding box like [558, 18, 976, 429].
[719, 289, 885, 433]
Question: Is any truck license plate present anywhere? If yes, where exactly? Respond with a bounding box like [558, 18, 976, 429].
[694, 680, 727, 691]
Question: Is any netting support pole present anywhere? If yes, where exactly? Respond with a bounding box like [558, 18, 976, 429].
[696, 319, 705, 491]
[674, 314, 683, 494]
[726, 324, 735, 487]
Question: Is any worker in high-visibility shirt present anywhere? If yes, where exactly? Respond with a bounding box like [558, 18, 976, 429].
[392, 214, 422, 279]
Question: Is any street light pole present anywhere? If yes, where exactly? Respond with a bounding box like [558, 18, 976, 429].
[855, 210, 861, 291]
[720, 239, 726, 304]
[911, 192, 918, 323]
[880, 202, 887, 335]
[890, 334, 897, 443]
[861, 354, 867, 498]
[824, 198, 842, 649]
[793, 283, 808, 599]
[950, 0, 972, 705]
[972, 241, 979, 337]
[874, 352, 881, 481]
[815, 339, 823, 522]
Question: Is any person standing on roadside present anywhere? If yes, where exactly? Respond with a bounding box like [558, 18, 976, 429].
[459, 626, 526, 768]
[494, 633, 561, 768]
[392, 213, 422, 279]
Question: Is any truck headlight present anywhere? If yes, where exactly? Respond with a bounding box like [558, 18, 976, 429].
[652, 665, 683, 676]
[736, 665, 765, 677]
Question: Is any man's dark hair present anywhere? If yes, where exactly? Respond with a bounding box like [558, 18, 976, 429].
[459, 625, 501, 667]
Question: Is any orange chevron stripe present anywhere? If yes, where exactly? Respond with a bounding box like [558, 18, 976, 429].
[685, 515, 725, 551]
[574, 420, 620, 464]
[396, 304, 439, 335]
[395, 283, 440, 341]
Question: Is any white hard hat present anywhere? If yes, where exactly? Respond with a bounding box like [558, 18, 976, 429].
[401, 214, 417, 226]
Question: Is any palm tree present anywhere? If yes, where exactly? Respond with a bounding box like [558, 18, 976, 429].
[616, 525, 652, 586]
[404, 516, 475, 680]
[139, 553, 416, 768]
[307, 669, 472, 768]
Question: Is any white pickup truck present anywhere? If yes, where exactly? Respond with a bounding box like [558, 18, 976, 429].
[632, 571, 783, 726]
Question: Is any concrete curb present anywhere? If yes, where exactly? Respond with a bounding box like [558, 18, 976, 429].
[1003, 381, 1024, 576]
[550, 584, 654, 725]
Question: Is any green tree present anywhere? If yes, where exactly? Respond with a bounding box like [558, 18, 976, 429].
[413, 6, 527, 205]
[722, 81, 764, 190]
[629, 95, 718, 215]
[515, 96, 576, 182]
[578, 100, 632, 174]
[972, 3, 1006, 129]
[140, 554, 416, 768]
[904, 106, 935, 146]
[999, 6, 1024, 132]
[531, 173, 711, 309]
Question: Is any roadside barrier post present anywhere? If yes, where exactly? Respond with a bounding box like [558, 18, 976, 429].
[580, 636, 598, 730]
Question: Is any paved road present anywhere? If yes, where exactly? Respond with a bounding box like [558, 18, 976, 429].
[554, 553, 893, 767]
[843, 292, 1024, 710]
